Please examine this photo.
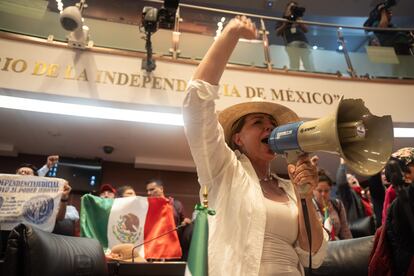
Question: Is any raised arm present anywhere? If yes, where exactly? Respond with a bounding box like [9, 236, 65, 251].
[193, 16, 257, 84]
[182, 16, 257, 187]
[336, 158, 353, 211]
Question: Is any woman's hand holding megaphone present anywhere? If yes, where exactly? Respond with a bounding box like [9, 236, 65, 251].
[288, 153, 319, 198]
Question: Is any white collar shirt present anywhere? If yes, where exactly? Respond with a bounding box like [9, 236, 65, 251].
[183, 79, 327, 276]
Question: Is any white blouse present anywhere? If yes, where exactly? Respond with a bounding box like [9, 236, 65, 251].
[183, 79, 328, 276]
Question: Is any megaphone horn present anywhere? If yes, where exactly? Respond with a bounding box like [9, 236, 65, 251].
[268, 98, 394, 177]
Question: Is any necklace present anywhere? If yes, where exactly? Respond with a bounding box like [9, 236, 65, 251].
[259, 173, 274, 182]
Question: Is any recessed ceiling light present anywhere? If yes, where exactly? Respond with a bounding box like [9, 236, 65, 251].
[0, 95, 183, 126]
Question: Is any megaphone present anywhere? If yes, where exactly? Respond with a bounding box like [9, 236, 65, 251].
[268, 98, 394, 177]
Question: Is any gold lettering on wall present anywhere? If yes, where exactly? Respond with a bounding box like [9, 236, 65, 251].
[222, 84, 241, 97]
[47, 64, 60, 78]
[64, 65, 76, 80]
[0, 55, 342, 106]
[32, 61, 48, 76]
[271, 88, 340, 105]
[76, 69, 88, 81]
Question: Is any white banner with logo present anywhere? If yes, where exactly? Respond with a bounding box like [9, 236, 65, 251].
[0, 37, 413, 122]
[0, 174, 65, 231]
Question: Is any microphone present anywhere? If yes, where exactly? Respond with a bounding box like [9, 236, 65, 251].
[131, 221, 188, 262]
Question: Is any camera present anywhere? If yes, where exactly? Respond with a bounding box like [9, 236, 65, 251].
[142, 6, 159, 33]
[60, 6, 83, 31]
[141, 0, 179, 33]
[289, 5, 306, 21]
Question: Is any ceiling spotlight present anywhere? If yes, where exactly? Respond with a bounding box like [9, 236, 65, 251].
[59, 0, 92, 49]
[266, 0, 276, 8]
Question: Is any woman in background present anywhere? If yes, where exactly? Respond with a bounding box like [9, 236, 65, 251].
[313, 169, 352, 240]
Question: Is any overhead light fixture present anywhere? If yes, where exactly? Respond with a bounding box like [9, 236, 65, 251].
[394, 128, 414, 138]
[59, 0, 92, 49]
[0, 95, 183, 126]
[2, 95, 413, 137]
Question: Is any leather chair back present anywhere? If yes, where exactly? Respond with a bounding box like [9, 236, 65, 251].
[3, 223, 108, 276]
[306, 235, 374, 276]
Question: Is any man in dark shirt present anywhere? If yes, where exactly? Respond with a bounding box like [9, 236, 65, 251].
[372, 6, 413, 56]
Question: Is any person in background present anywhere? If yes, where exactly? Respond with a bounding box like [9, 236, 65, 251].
[382, 147, 414, 225]
[383, 148, 414, 276]
[116, 185, 136, 198]
[313, 169, 353, 240]
[145, 178, 192, 261]
[1, 159, 71, 256]
[99, 184, 116, 199]
[367, 3, 413, 56]
[367, 169, 387, 228]
[336, 158, 373, 223]
[145, 179, 191, 227]
[15, 161, 71, 221]
[182, 15, 327, 275]
[15, 155, 59, 177]
[276, 1, 314, 71]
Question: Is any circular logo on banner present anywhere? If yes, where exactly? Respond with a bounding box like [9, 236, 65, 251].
[23, 195, 54, 224]
[112, 213, 141, 243]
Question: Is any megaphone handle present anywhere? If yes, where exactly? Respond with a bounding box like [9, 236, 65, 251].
[285, 150, 312, 198]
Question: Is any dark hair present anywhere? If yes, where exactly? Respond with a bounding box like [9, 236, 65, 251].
[16, 163, 39, 176]
[228, 113, 277, 151]
[145, 178, 164, 187]
[318, 169, 333, 186]
[116, 185, 135, 198]
[229, 115, 248, 150]
[284, 1, 298, 14]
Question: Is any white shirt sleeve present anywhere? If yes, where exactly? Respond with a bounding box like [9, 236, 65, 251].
[37, 164, 49, 177]
[182, 79, 238, 187]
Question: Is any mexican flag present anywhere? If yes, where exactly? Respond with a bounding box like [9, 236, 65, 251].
[80, 194, 182, 259]
[185, 205, 214, 276]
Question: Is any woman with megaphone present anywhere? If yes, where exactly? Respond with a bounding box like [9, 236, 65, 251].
[182, 15, 328, 276]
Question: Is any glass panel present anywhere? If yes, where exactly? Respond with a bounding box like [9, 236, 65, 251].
[1, 0, 413, 78]
[266, 18, 350, 76]
[341, 27, 414, 79]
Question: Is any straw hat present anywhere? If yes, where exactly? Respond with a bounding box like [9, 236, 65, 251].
[218, 99, 300, 146]
[107, 243, 147, 263]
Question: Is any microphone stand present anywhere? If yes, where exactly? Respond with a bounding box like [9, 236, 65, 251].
[301, 198, 313, 275]
[131, 223, 187, 263]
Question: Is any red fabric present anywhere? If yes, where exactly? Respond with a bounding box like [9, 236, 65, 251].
[408, 257, 414, 275]
[368, 225, 393, 276]
[352, 186, 373, 216]
[143, 197, 182, 259]
[382, 186, 397, 225]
